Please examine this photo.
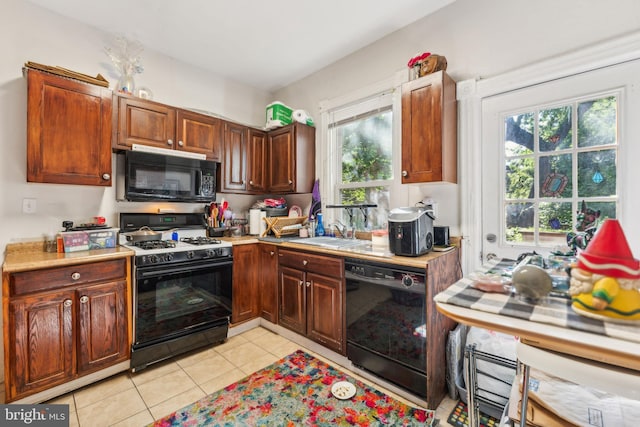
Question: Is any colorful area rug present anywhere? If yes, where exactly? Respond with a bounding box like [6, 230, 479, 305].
[447, 400, 499, 427]
[149, 349, 435, 426]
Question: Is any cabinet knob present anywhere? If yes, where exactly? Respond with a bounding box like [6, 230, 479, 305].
[402, 170, 408, 177]
[306, 281, 311, 287]
[178, 140, 184, 147]
[102, 173, 110, 180]
[302, 260, 308, 266]
[63, 299, 72, 307]
[167, 139, 174, 146]
[270, 251, 275, 256]
[288, 180, 293, 185]
[80, 296, 89, 304]
[249, 180, 254, 185]
[298, 280, 304, 287]
[71, 272, 81, 281]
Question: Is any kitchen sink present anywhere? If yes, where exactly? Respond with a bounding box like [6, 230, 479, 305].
[288, 236, 371, 249]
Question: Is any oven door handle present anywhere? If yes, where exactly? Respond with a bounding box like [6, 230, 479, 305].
[137, 259, 233, 278]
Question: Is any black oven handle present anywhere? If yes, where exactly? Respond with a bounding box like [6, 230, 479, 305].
[137, 259, 233, 278]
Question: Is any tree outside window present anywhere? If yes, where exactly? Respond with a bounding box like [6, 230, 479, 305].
[503, 95, 617, 247]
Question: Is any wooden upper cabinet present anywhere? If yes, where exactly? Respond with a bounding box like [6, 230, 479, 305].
[222, 121, 248, 192]
[177, 110, 222, 161]
[401, 71, 457, 184]
[27, 69, 112, 186]
[114, 96, 176, 151]
[113, 94, 221, 160]
[247, 128, 268, 193]
[267, 123, 316, 193]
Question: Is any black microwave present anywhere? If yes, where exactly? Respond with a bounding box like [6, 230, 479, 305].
[119, 150, 217, 203]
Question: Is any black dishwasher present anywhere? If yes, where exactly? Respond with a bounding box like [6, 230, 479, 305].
[345, 258, 428, 397]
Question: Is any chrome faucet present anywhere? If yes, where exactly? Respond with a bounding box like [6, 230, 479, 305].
[330, 220, 354, 239]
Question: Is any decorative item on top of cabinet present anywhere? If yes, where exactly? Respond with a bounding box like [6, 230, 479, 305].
[232, 244, 260, 323]
[401, 70, 457, 184]
[112, 94, 222, 161]
[278, 249, 344, 354]
[268, 123, 315, 193]
[3, 258, 130, 402]
[26, 68, 113, 186]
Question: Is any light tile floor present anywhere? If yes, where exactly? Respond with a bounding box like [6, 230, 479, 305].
[36, 327, 457, 426]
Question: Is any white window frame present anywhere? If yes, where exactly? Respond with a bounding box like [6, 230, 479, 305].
[318, 70, 409, 226]
[457, 31, 640, 275]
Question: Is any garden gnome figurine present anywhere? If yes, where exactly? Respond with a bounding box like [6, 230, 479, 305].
[569, 219, 640, 320]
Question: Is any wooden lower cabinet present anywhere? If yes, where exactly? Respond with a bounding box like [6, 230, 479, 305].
[232, 244, 260, 323]
[259, 244, 279, 323]
[278, 249, 345, 354]
[4, 258, 130, 402]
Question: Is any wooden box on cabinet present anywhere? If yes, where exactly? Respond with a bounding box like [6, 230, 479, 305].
[401, 71, 457, 184]
[113, 94, 222, 161]
[26, 69, 113, 186]
[3, 258, 130, 402]
[278, 249, 344, 354]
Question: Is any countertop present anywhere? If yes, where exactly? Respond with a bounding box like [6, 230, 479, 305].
[2, 235, 459, 273]
[220, 235, 460, 269]
[2, 241, 134, 273]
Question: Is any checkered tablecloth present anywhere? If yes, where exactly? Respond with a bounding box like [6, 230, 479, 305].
[435, 275, 640, 344]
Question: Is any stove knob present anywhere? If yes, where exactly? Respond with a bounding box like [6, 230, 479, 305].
[149, 255, 159, 264]
[165, 253, 174, 262]
[205, 249, 216, 258]
[402, 274, 414, 287]
[187, 251, 195, 259]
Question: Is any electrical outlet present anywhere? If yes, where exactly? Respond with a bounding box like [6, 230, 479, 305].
[22, 198, 37, 214]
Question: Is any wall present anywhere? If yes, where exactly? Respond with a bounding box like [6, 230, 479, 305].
[0, 0, 273, 263]
[274, 0, 640, 236]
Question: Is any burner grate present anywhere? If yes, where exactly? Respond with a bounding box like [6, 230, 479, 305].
[180, 237, 222, 245]
[134, 240, 177, 250]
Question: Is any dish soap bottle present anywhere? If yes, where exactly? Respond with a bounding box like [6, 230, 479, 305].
[316, 213, 325, 236]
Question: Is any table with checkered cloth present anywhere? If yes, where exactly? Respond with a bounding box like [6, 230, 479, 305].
[434, 275, 640, 345]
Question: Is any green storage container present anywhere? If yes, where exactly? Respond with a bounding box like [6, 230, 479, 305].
[266, 101, 293, 127]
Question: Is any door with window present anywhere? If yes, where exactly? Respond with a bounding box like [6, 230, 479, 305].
[482, 60, 640, 262]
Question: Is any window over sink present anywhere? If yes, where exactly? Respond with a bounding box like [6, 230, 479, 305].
[320, 77, 407, 230]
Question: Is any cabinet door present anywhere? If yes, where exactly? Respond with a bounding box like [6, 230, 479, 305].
[306, 272, 344, 354]
[27, 69, 112, 186]
[7, 289, 74, 400]
[259, 244, 278, 323]
[115, 96, 176, 151]
[267, 126, 296, 193]
[176, 109, 222, 161]
[247, 128, 268, 192]
[232, 244, 260, 323]
[76, 280, 129, 374]
[222, 122, 248, 192]
[401, 71, 457, 184]
[278, 266, 306, 335]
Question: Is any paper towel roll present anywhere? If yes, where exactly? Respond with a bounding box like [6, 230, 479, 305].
[249, 209, 262, 235]
[259, 211, 267, 236]
[292, 109, 310, 124]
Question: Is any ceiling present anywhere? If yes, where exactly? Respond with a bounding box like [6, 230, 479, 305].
[26, 0, 453, 92]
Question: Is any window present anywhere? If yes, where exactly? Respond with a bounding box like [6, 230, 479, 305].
[325, 91, 395, 229]
[503, 94, 618, 247]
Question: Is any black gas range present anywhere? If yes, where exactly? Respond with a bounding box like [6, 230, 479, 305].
[119, 213, 233, 372]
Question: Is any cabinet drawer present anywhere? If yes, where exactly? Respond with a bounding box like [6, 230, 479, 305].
[278, 249, 343, 278]
[10, 259, 127, 296]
